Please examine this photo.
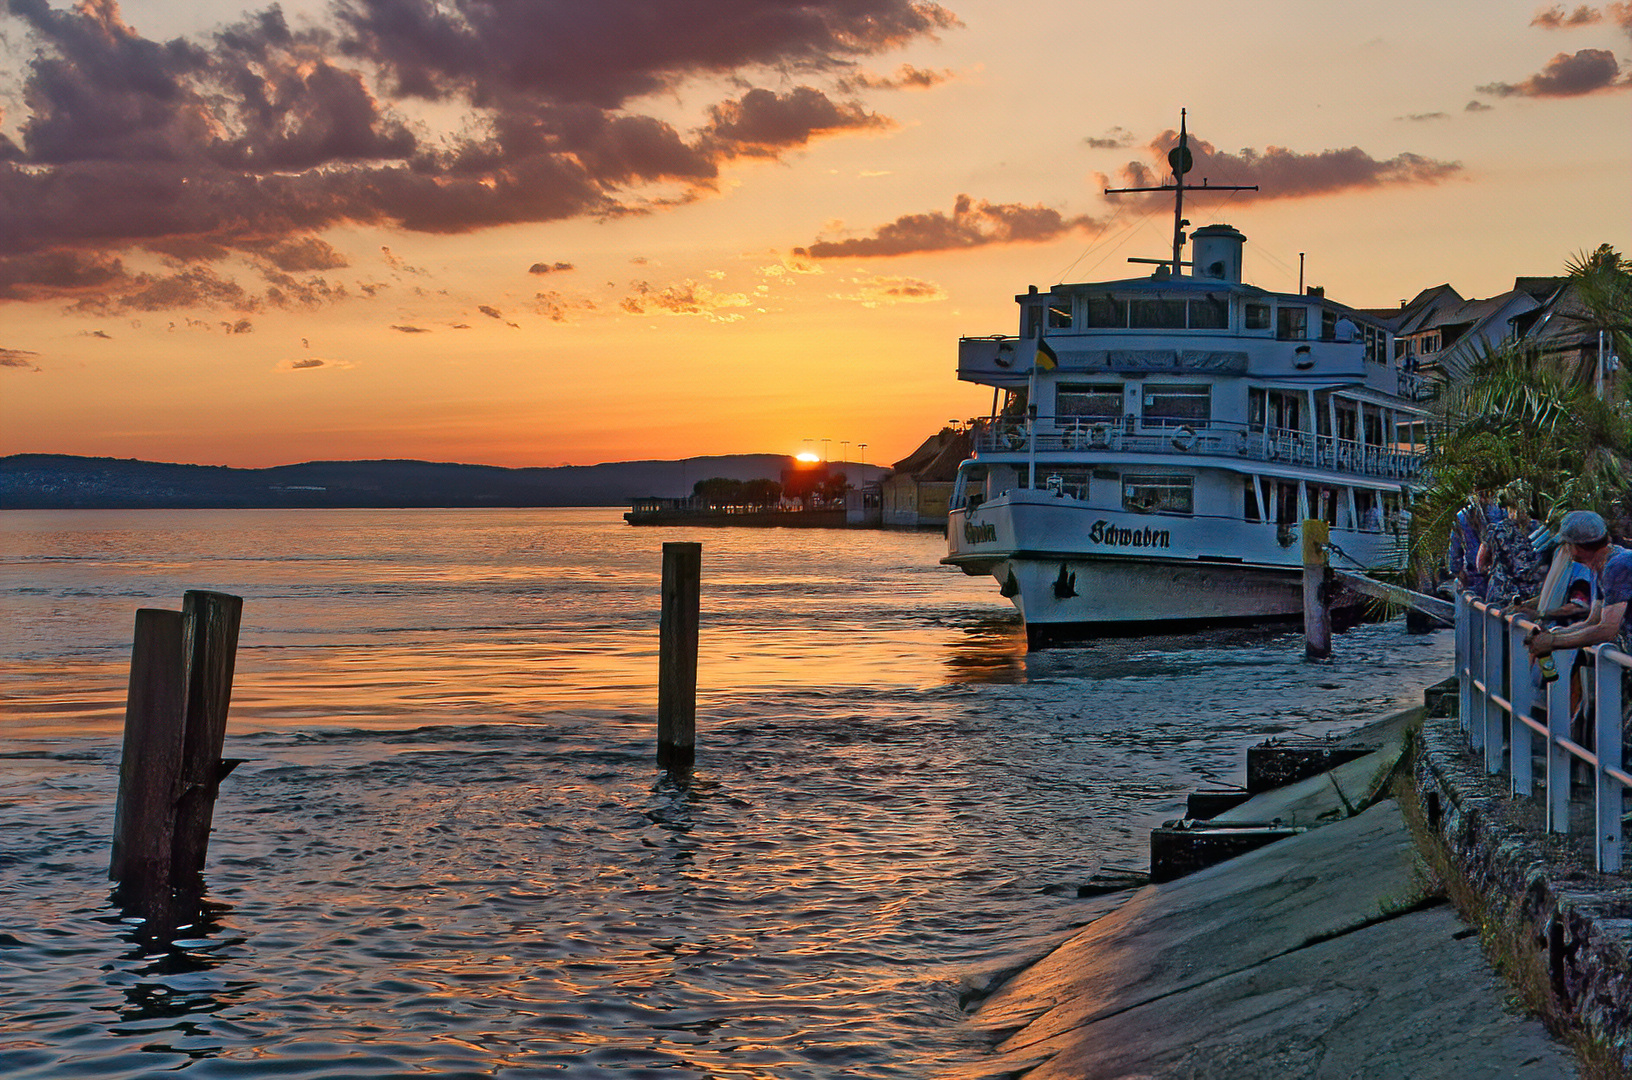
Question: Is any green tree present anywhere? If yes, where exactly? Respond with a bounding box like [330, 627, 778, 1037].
[692, 477, 746, 508]
[1562, 242, 1632, 396]
[742, 478, 782, 508]
[1410, 341, 1630, 579]
[818, 472, 851, 505]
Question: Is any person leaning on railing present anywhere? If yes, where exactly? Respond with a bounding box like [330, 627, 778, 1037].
[1524, 510, 1632, 738]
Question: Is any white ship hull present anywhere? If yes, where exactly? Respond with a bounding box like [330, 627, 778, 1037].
[946, 488, 1404, 646]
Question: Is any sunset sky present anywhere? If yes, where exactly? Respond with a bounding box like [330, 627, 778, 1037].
[1, 0, 1628, 469]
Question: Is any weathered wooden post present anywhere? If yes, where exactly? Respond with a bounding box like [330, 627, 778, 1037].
[1302, 519, 1331, 659]
[173, 590, 243, 876]
[110, 592, 243, 904]
[658, 542, 701, 772]
[110, 608, 190, 894]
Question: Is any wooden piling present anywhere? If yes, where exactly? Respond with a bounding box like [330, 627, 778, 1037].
[173, 590, 243, 876]
[110, 608, 189, 891]
[110, 592, 243, 903]
[1302, 519, 1332, 659]
[657, 542, 701, 772]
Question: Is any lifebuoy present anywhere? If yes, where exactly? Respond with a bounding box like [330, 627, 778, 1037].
[1170, 426, 1196, 451]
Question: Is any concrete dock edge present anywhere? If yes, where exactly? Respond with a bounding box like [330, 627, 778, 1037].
[1413, 710, 1632, 1068]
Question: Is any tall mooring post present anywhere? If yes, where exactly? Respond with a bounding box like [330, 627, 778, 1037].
[1302, 519, 1332, 659]
[110, 590, 242, 901]
[657, 543, 701, 772]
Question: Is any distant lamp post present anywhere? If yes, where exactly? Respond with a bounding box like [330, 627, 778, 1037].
[822, 438, 830, 461]
[841, 441, 850, 462]
[858, 443, 867, 465]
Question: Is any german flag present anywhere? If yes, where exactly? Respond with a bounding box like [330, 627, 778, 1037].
[1034, 337, 1059, 371]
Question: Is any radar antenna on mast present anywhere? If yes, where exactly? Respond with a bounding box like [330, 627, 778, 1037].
[1104, 109, 1258, 277]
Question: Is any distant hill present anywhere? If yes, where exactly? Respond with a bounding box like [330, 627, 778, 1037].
[0, 454, 889, 510]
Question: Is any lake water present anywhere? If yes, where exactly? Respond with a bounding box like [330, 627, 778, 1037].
[0, 508, 1453, 1078]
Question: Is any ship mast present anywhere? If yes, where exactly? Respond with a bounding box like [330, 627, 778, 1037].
[1105, 109, 1257, 277]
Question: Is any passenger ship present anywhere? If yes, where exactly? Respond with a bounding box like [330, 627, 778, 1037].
[943, 116, 1427, 648]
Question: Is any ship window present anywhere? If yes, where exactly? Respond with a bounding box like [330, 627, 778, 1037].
[1321, 309, 1338, 341]
[1123, 474, 1194, 515]
[1245, 303, 1271, 330]
[1189, 296, 1228, 330]
[1085, 294, 1127, 327]
[1129, 298, 1188, 329]
[1056, 382, 1122, 422]
[1142, 384, 1211, 428]
[1039, 467, 1090, 499]
[1244, 477, 1262, 522]
[1276, 306, 1308, 340]
[1023, 304, 1043, 339]
[1047, 303, 1073, 329]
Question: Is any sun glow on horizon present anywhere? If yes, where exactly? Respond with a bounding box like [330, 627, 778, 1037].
[795, 451, 821, 463]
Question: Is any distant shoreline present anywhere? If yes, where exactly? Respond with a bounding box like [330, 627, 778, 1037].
[1, 453, 888, 511]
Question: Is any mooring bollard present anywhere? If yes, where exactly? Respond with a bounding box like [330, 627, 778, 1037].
[658, 542, 701, 772]
[110, 591, 243, 898]
[1302, 518, 1332, 659]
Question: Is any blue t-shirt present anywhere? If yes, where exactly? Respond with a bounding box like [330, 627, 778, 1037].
[1597, 546, 1632, 657]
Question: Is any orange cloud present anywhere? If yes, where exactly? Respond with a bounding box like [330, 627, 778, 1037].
[797, 194, 1102, 258]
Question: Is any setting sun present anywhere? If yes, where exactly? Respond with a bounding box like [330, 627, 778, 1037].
[795, 452, 821, 463]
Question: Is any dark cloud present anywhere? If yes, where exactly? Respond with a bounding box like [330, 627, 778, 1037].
[1531, 4, 1602, 27]
[287, 357, 326, 368]
[1, 347, 42, 369]
[477, 304, 502, 319]
[1477, 49, 1630, 96]
[335, 0, 958, 107]
[0, 0, 958, 308]
[796, 194, 1101, 258]
[703, 86, 890, 158]
[1466, 99, 1495, 111]
[390, 323, 431, 332]
[79, 328, 114, 338]
[529, 261, 575, 274]
[0, 250, 126, 301]
[264, 270, 348, 308]
[1084, 126, 1135, 149]
[242, 236, 351, 272]
[1102, 131, 1462, 200]
[67, 265, 256, 314]
[534, 290, 595, 322]
[1398, 112, 1449, 121]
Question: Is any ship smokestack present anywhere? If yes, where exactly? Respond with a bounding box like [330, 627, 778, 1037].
[1190, 224, 1246, 284]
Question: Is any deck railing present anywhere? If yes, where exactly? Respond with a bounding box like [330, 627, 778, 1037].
[969, 416, 1421, 481]
[1455, 592, 1631, 872]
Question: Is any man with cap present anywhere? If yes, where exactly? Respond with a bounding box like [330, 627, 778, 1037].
[1525, 510, 1632, 728]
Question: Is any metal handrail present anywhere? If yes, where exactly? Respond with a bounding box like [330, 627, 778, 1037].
[968, 416, 1422, 481]
[1455, 592, 1630, 872]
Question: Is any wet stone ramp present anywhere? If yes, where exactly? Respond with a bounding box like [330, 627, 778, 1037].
[972, 800, 1574, 1079]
